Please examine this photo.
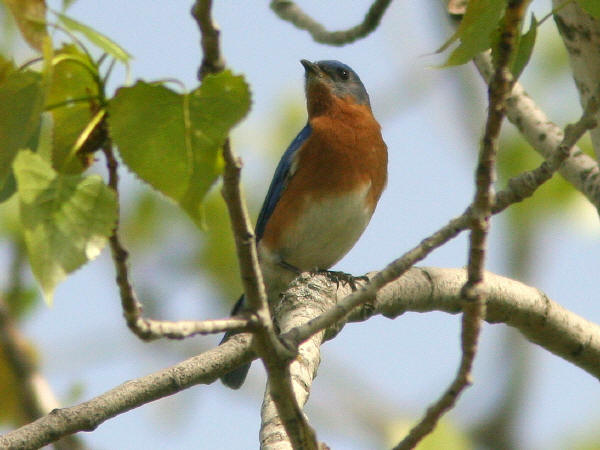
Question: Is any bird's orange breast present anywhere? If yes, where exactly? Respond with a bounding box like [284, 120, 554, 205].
[260, 95, 387, 265]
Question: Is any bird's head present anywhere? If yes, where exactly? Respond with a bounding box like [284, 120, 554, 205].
[301, 59, 370, 115]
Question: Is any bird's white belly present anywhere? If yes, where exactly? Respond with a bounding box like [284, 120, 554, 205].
[275, 184, 372, 271]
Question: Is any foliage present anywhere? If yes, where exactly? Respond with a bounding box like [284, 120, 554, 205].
[0, 7, 251, 301]
[109, 73, 251, 224]
[13, 150, 117, 302]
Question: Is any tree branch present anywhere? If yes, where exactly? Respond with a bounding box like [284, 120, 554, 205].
[473, 53, 600, 213]
[553, 0, 600, 160]
[260, 274, 338, 449]
[396, 3, 527, 447]
[4, 267, 598, 449]
[191, 0, 226, 80]
[493, 92, 599, 210]
[102, 144, 251, 340]
[192, 2, 318, 448]
[0, 336, 253, 450]
[270, 0, 393, 46]
[346, 268, 600, 379]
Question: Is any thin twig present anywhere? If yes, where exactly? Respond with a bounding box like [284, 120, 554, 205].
[191, 0, 226, 80]
[395, 2, 528, 448]
[102, 144, 251, 340]
[270, 0, 393, 46]
[192, 1, 319, 448]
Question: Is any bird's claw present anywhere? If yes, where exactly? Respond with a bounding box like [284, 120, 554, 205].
[317, 270, 367, 291]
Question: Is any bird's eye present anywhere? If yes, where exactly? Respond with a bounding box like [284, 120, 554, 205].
[338, 69, 350, 81]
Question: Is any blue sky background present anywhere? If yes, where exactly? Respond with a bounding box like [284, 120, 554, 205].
[2, 1, 600, 448]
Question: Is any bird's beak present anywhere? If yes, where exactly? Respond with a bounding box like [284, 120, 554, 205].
[301, 59, 319, 75]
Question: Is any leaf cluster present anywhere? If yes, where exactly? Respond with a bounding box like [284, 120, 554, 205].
[439, 0, 599, 79]
[0, 8, 251, 302]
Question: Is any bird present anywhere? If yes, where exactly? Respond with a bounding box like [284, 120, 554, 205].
[220, 59, 388, 389]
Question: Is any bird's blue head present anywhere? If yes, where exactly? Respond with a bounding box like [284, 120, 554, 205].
[301, 59, 371, 111]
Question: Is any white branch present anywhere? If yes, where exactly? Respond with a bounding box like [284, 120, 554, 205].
[553, 1, 600, 160]
[260, 274, 337, 449]
[2, 268, 598, 449]
[474, 53, 600, 212]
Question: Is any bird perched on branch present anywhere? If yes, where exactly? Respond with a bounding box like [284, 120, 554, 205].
[221, 59, 388, 389]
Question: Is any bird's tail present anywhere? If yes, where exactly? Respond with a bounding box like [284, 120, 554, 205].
[220, 294, 251, 389]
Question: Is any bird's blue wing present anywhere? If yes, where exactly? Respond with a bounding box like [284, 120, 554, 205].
[255, 123, 311, 241]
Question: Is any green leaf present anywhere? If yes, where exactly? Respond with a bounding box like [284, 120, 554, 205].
[45, 44, 100, 173]
[13, 150, 117, 303]
[3, 0, 48, 51]
[56, 12, 131, 62]
[0, 55, 17, 83]
[511, 14, 537, 80]
[440, 0, 508, 66]
[577, 0, 600, 18]
[0, 171, 16, 203]
[0, 70, 45, 188]
[61, 0, 79, 11]
[109, 71, 251, 224]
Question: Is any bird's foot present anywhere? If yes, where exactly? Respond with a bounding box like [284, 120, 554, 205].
[317, 269, 368, 291]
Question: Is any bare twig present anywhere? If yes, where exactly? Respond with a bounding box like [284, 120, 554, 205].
[102, 144, 251, 340]
[395, 3, 528, 447]
[192, 2, 319, 448]
[473, 53, 600, 212]
[191, 0, 226, 80]
[282, 210, 469, 349]
[270, 0, 393, 46]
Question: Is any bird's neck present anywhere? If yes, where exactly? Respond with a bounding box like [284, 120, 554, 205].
[306, 84, 370, 119]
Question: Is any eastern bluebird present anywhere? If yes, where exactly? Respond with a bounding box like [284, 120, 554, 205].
[221, 59, 388, 389]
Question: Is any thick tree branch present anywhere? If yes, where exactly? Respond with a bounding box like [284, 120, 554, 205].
[346, 268, 600, 379]
[260, 275, 338, 449]
[2, 268, 598, 449]
[493, 93, 599, 210]
[192, 2, 318, 448]
[473, 53, 600, 212]
[0, 336, 253, 450]
[553, 1, 600, 160]
[270, 0, 392, 45]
